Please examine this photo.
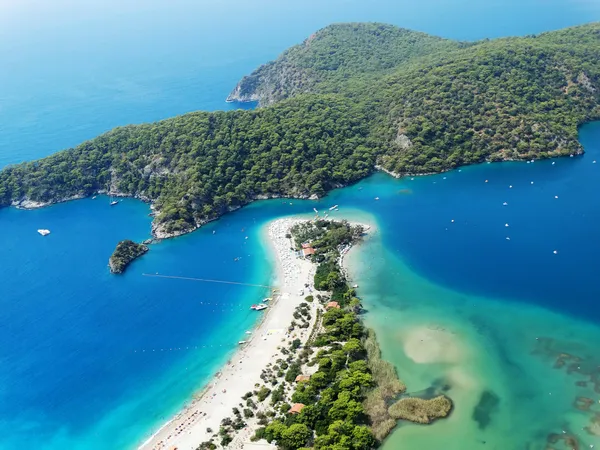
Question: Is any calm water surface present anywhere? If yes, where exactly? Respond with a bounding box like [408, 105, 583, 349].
[1, 1, 600, 449]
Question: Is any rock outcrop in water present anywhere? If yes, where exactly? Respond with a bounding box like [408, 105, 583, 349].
[108, 240, 148, 274]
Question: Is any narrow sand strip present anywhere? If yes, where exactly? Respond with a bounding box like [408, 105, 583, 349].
[139, 218, 317, 450]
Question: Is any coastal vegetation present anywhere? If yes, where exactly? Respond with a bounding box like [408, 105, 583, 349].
[388, 396, 453, 424]
[1, 23, 599, 237]
[108, 240, 148, 274]
[193, 220, 451, 449]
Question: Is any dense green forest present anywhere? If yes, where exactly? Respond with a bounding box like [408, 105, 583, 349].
[0, 22, 599, 236]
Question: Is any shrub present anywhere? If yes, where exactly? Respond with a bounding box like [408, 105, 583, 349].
[257, 386, 271, 402]
[220, 433, 233, 447]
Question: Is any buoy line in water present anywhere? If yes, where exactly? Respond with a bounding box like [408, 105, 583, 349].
[142, 273, 276, 289]
[133, 343, 232, 353]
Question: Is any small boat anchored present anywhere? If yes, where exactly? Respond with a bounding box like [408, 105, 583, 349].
[37, 229, 51, 236]
[251, 304, 268, 311]
[110, 200, 119, 206]
[262, 297, 272, 303]
[329, 205, 339, 211]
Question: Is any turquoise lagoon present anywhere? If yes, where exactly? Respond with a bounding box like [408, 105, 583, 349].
[2, 1, 600, 449]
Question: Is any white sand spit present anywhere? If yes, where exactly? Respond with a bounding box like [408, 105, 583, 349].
[139, 218, 317, 450]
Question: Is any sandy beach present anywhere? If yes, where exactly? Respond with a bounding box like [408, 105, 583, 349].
[139, 218, 319, 450]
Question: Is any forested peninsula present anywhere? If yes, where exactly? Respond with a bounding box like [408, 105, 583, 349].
[1, 23, 599, 238]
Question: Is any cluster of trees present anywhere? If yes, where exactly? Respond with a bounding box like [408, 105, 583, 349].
[108, 240, 148, 274]
[254, 306, 377, 449]
[1, 23, 599, 235]
[291, 220, 363, 303]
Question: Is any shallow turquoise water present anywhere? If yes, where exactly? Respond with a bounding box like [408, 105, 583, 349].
[2, 1, 600, 449]
[347, 231, 600, 449]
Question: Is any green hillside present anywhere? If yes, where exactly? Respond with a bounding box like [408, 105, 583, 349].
[226, 22, 464, 106]
[1, 23, 599, 236]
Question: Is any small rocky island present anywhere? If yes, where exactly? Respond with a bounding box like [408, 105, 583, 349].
[108, 240, 148, 274]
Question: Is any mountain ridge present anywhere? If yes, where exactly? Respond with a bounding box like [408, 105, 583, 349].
[226, 22, 466, 106]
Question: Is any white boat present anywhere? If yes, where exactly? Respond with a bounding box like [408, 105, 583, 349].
[251, 304, 268, 311]
[37, 229, 50, 236]
[262, 297, 272, 302]
[313, 208, 319, 214]
[110, 200, 118, 206]
[92, 196, 96, 199]
[238, 340, 248, 345]
[329, 205, 338, 211]
[352, 284, 359, 288]
[503, 202, 508, 206]
[374, 197, 380, 201]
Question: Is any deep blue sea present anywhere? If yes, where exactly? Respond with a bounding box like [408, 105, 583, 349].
[1, 1, 600, 449]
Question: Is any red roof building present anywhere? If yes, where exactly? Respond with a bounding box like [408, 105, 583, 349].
[302, 247, 315, 257]
[290, 403, 306, 414]
[326, 301, 340, 309]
